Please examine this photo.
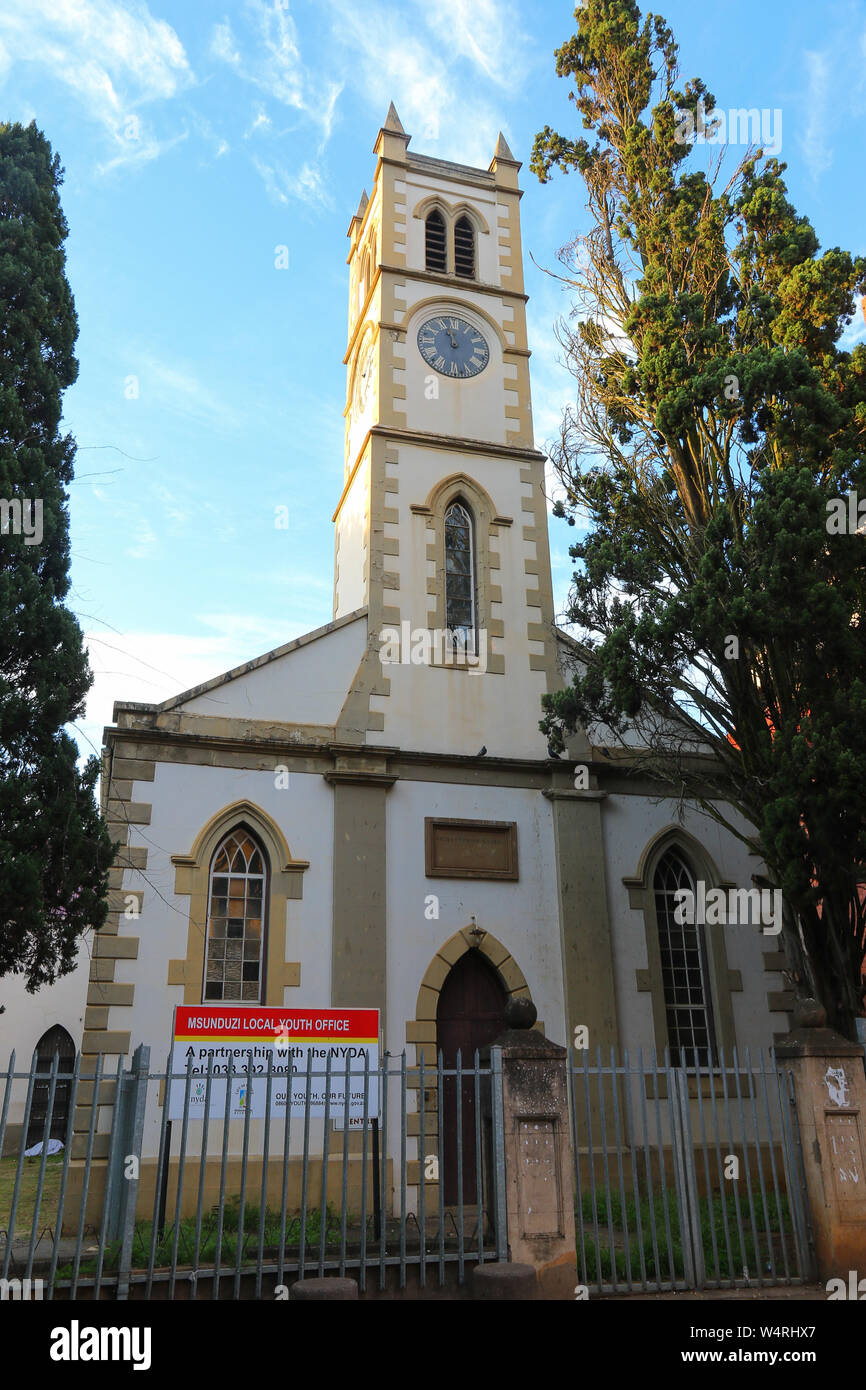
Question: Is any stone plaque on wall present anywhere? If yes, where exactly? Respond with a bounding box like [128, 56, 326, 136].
[517, 1118, 561, 1237]
[825, 1113, 866, 1221]
[424, 818, 518, 880]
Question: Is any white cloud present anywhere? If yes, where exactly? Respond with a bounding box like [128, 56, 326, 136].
[209, 2, 342, 204]
[252, 155, 332, 209]
[526, 276, 583, 447]
[839, 303, 866, 351]
[77, 628, 249, 759]
[421, 0, 530, 88]
[77, 615, 311, 761]
[801, 49, 832, 179]
[152, 484, 190, 529]
[245, 104, 272, 136]
[0, 0, 192, 168]
[323, 0, 519, 169]
[209, 0, 341, 144]
[197, 612, 298, 646]
[96, 125, 189, 176]
[134, 354, 243, 430]
[125, 516, 156, 559]
[210, 19, 241, 68]
[799, 21, 866, 178]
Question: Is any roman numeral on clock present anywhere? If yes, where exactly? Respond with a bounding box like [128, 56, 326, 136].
[417, 317, 488, 377]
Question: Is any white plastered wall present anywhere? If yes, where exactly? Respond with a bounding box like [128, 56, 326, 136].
[120, 761, 334, 1157]
[0, 957, 88, 1147]
[602, 794, 778, 1058]
[334, 447, 370, 619]
[369, 439, 550, 759]
[385, 780, 564, 1048]
[178, 617, 366, 724]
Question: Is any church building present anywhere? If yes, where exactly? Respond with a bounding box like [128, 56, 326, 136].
[64, 107, 792, 1175]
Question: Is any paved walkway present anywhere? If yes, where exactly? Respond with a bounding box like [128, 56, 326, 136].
[603, 1283, 828, 1300]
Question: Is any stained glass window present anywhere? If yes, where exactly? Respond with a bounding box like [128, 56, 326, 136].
[444, 500, 476, 656]
[654, 849, 716, 1066]
[204, 829, 267, 1003]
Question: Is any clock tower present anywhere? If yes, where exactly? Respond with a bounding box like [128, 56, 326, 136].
[335, 104, 561, 760]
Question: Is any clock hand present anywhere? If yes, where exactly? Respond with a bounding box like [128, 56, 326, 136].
[447, 332, 457, 348]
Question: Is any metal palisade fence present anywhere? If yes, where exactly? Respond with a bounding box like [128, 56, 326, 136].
[569, 1047, 815, 1294]
[0, 1046, 507, 1300]
[1, 1040, 817, 1300]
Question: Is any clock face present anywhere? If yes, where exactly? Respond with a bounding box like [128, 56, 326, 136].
[417, 315, 489, 379]
[353, 341, 375, 413]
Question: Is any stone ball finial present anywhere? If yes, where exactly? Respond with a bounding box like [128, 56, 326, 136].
[504, 997, 537, 1031]
[793, 997, 826, 1029]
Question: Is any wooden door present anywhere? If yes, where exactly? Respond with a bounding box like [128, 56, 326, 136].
[27, 1026, 75, 1149]
[436, 952, 506, 1204]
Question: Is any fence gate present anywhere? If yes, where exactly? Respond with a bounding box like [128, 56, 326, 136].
[569, 1049, 815, 1294]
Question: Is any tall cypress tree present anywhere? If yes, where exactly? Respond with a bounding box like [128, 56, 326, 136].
[0, 121, 114, 991]
[532, 1, 866, 1037]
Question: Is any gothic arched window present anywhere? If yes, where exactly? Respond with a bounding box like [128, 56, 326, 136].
[425, 209, 447, 273]
[653, 848, 716, 1066]
[357, 247, 370, 315]
[454, 214, 475, 278]
[27, 1026, 76, 1148]
[204, 828, 268, 1002]
[444, 499, 476, 655]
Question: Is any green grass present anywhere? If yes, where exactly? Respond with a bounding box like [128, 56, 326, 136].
[0, 1154, 65, 1234]
[575, 1186, 793, 1283]
[56, 1198, 345, 1277]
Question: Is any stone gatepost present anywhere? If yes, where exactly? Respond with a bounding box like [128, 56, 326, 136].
[484, 999, 577, 1299]
[775, 1000, 866, 1280]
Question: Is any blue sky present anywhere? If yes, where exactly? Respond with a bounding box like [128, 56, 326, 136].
[1, 0, 864, 761]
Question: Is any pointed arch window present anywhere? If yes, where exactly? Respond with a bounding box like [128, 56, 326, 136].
[204, 828, 268, 1002]
[444, 499, 476, 655]
[357, 247, 370, 315]
[28, 1026, 76, 1148]
[454, 214, 475, 278]
[425, 209, 447, 273]
[653, 848, 716, 1066]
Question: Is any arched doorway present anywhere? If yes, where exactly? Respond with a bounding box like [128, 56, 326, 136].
[436, 952, 507, 1204]
[27, 1026, 75, 1149]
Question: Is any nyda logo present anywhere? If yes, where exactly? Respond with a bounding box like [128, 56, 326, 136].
[826, 1270, 866, 1299]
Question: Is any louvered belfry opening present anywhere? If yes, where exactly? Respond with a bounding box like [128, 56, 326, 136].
[454, 215, 475, 278]
[425, 209, 447, 272]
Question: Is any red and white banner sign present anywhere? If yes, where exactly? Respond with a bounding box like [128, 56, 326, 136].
[168, 1007, 379, 1121]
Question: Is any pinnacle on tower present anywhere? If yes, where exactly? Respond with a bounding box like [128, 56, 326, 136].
[493, 131, 517, 161]
[347, 186, 369, 239]
[383, 101, 405, 134]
